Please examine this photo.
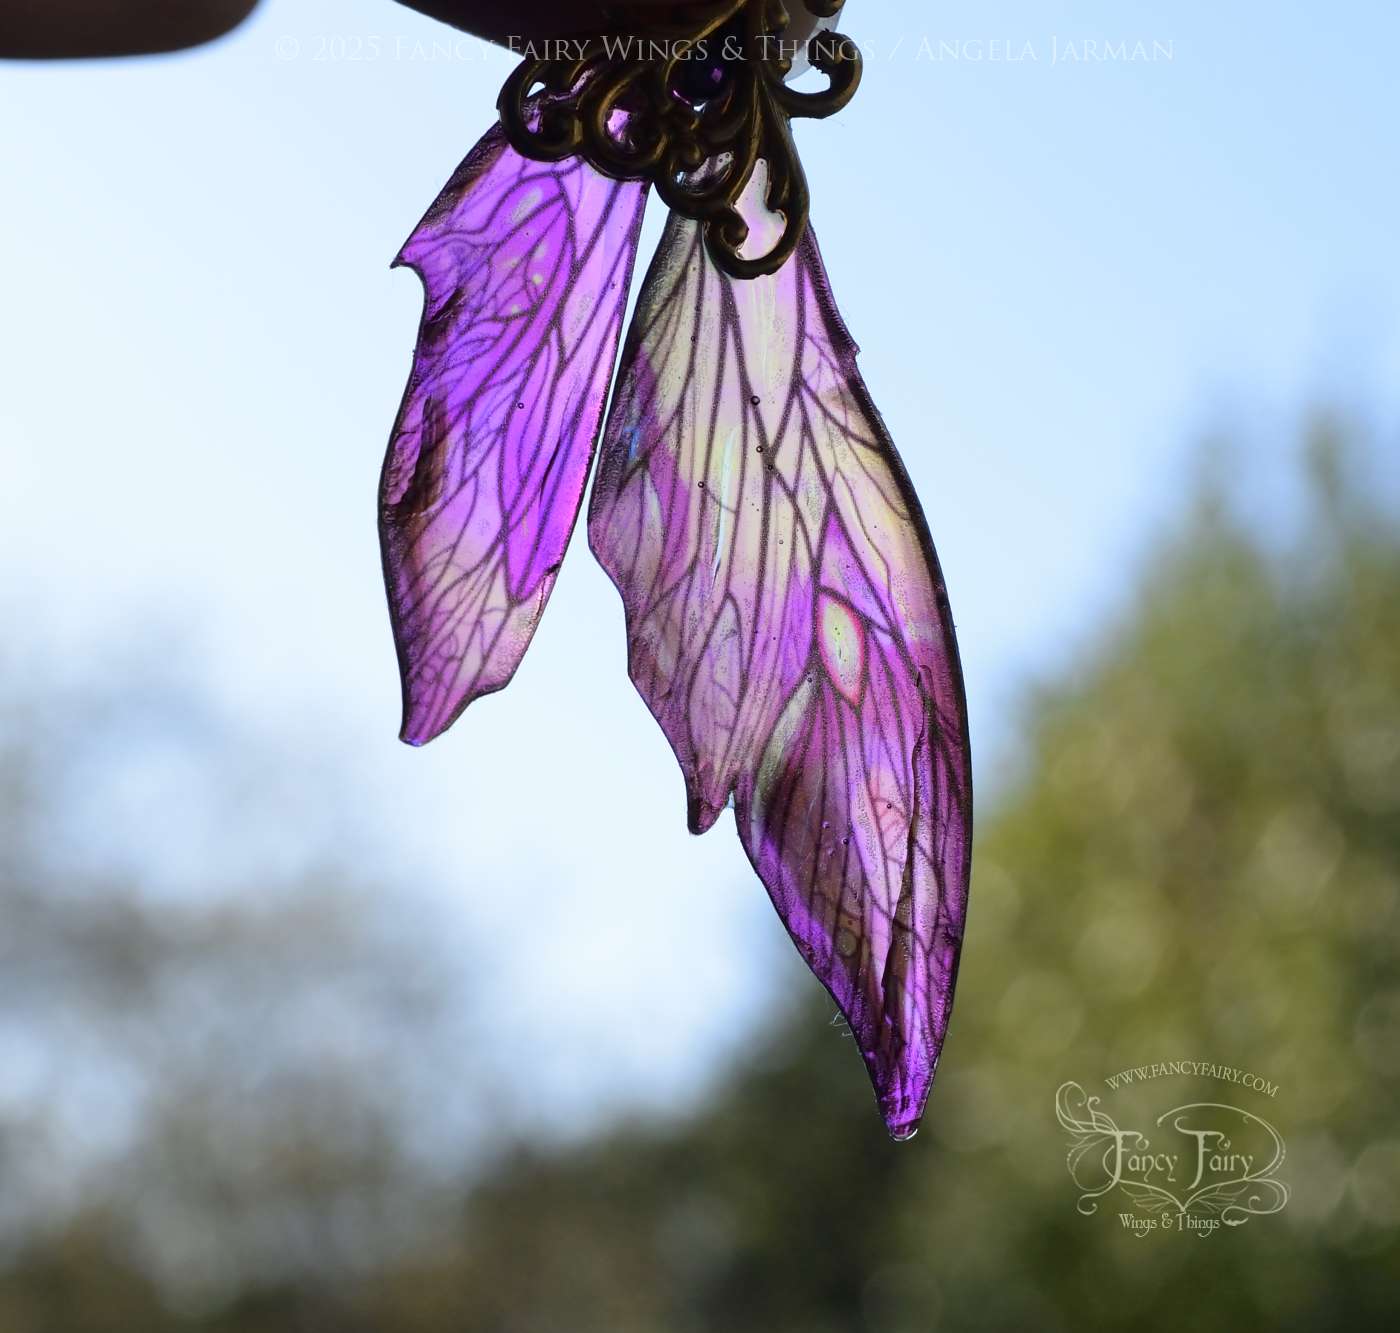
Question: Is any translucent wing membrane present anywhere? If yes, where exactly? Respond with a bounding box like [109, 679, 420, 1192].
[589, 208, 972, 1138]
[380, 120, 648, 744]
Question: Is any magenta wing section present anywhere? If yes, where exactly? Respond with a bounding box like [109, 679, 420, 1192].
[588, 215, 972, 1138]
[380, 122, 648, 744]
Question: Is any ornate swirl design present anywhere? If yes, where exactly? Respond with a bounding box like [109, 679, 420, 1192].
[1055, 1084, 1290, 1227]
[497, 0, 861, 279]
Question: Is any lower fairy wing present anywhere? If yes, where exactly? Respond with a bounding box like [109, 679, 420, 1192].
[588, 202, 972, 1139]
[380, 120, 648, 745]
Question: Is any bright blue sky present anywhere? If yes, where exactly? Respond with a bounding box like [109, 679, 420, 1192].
[2, 0, 1398, 1127]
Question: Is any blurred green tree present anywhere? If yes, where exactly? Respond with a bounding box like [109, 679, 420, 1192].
[351, 419, 1400, 1332]
[0, 657, 484, 1328]
[3, 418, 1397, 1332]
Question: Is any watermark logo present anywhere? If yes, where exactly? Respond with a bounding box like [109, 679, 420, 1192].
[504, 34, 860, 64]
[1056, 1080, 1289, 1237]
[1103, 1060, 1278, 1096]
[269, 32, 1178, 75]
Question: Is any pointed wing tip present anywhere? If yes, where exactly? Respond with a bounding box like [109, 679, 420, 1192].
[391, 247, 428, 276]
[882, 1090, 927, 1140]
[875, 1063, 934, 1141]
[398, 711, 447, 747]
[687, 792, 727, 836]
[398, 681, 489, 748]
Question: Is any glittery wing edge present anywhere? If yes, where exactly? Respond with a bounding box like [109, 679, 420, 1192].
[588, 210, 972, 1138]
[380, 120, 648, 745]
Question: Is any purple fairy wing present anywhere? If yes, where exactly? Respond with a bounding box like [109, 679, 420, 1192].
[380, 120, 648, 744]
[588, 205, 972, 1139]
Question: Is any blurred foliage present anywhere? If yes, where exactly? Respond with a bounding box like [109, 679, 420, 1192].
[2, 420, 1399, 1329]
[0, 660, 481, 1325]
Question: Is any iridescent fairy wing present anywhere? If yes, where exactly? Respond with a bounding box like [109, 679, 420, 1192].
[588, 206, 972, 1139]
[380, 119, 648, 744]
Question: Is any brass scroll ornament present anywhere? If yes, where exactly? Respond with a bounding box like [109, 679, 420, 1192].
[498, 0, 861, 279]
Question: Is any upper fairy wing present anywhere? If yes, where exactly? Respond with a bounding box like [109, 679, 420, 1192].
[588, 206, 972, 1139]
[380, 119, 648, 744]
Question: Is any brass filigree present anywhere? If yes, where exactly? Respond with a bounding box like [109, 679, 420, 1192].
[497, 0, 861, 279]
